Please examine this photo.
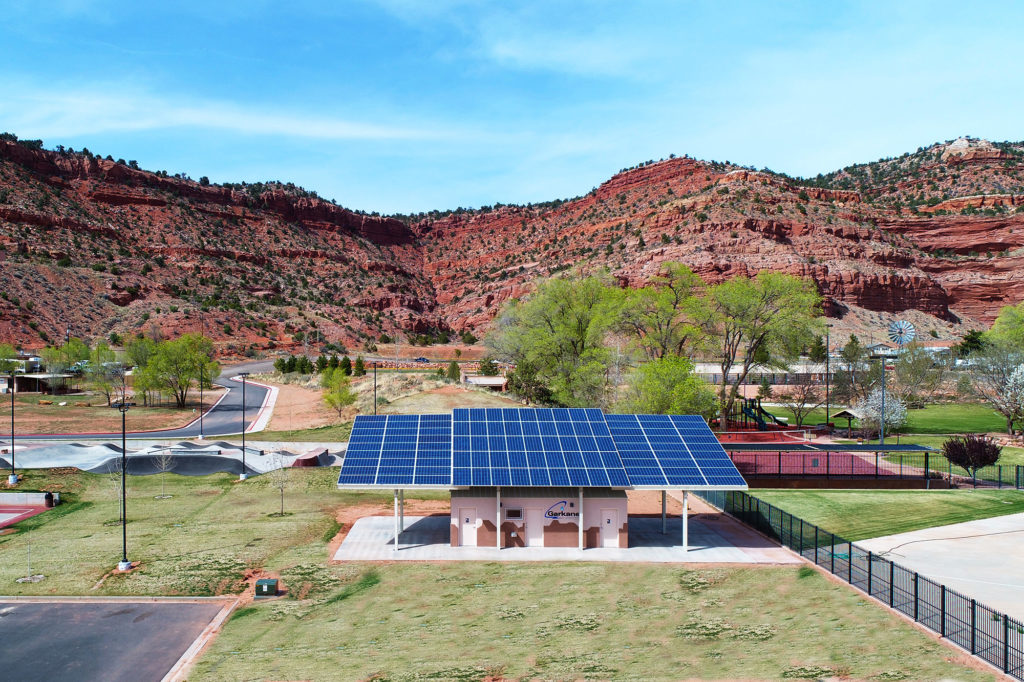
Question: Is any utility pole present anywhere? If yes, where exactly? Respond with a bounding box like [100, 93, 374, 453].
[825, 323, 832, 429]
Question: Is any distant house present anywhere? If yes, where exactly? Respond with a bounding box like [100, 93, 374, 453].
[461, 369, 509, 392]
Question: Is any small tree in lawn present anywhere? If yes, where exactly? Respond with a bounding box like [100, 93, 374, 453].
[857, 387, 907, 438]
[323, 369, 357, 417]
[446, 360, 461, 383]
[942, 435, 1002, 488]
[778, 374, 824, 428]
[353, 356, 366, 376]
[267, 454, 289, 516]
[757, 376, 772, 401]
[154, 449, 175, 499]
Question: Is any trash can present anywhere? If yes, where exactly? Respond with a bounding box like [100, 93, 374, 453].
[255, 578, 278, 598]
[44, 492, 54, 508]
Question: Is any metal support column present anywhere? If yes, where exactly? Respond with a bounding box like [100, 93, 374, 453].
[400, 489, 405, 532]
[496, 487, 502, 549]
[578, 487, 584, 550]
[393, 489, 399, 552]
[682, 491, 689, 553]
[661, 490, 666, 534]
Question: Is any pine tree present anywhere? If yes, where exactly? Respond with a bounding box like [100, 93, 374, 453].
[315, 355, 328, 373]
[446, 360, 461, 382]
[353, 356, 366, 376]
[340, 355, 352, 376]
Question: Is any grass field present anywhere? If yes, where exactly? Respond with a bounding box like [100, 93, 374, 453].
[0, 469, 998, 680]
[832, 435, 1024, 468]
[5, 389, 223, 434]
[192, 562, 993, 681]
[0, 467, 401, 595]
[752, 489, 1024, 541]
[771, 402, 1008, 433]
[254, 423, 354, 442]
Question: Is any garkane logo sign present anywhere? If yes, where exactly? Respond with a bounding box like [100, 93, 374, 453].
[544, 500, 579, 519]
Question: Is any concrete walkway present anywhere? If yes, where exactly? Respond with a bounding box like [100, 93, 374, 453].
[859, 511, 1024, 622]
[333, 513, 800, 563]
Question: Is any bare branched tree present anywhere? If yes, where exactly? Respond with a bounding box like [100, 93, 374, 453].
[154, 449, 175, 498]
[267, 454, 290, 517]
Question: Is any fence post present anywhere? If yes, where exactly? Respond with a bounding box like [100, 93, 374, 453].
[925, 452, 930, 489]
[814, 526, 819, 565]
[940, 587, 946, 637]
[830, 533, 835, 574]
[778, 452, 782, 477]
[848, 544, 853, 583]
[998, 465, 1003, 489]
[970, 599, 976, 654]
[867, 551, 873, 596]
[799, 519, 804, 555]
[913, 572, 919, 621]
[1004, 614, 1010, 674]
[889, 561, 895, 607]
[875, 453, 879, 478]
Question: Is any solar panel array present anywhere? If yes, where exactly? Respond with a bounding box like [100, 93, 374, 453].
[451, 408, 631, 488]
[605, 414, 747, 488]
[337, 414, 452, 487]
[338, 409, 746, 490]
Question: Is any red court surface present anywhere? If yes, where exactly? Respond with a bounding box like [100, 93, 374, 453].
[0, 506, 47, 528]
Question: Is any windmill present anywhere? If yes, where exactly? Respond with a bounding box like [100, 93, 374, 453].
[877, 320, 915, 445]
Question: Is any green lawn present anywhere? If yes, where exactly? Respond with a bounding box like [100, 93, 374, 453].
[252, 422, 353, 442]
[192, 562, 992, 681]
[0, 467, 405, 595]
[769, 402, 1008, 433]
[833, 435, 1024, 468]
[1, 468, 999, 680]
[752, 489, 1024, 541]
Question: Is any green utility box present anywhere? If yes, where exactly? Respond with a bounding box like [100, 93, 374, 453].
[255, 578, 278, 598]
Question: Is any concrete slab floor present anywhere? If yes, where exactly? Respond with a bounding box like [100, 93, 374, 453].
[333, 512, 800, 564]
[859, 511, 1024, 623]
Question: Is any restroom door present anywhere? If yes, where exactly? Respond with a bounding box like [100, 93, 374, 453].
[525, 508, 544, 547]
[459, 508, 477, 546]
[600, 508, 619, 548]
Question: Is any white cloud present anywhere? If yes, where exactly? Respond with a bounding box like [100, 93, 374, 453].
[0, 82, 444, 142]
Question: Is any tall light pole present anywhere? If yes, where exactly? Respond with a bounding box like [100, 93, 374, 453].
[117, 378, 132, 571]
[824, 324, 833, 429]
[8, 369, 15, 485]
[238, 372, 249, 480]
[373, 362, 378, 416]
[198, 311, 206, 440]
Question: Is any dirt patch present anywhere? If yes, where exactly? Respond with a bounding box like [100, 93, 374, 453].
[9, 388, 224, 435]
[262, 380, 337, 432]
[381, 385, 521, 414]
[327, 497, 451, 559]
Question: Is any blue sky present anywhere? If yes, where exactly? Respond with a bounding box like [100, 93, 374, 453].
[1, 1, 1022, 213]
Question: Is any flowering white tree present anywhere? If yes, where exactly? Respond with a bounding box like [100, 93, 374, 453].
[857, 387, 907, 437]
[992, 364, 1024, 436]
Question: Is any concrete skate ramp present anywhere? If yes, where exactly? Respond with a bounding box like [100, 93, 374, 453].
[83, 454, 260, 477]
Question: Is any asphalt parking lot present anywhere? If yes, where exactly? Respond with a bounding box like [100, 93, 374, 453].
[0, 599, 228, 681]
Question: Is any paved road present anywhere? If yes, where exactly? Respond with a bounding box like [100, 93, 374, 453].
[23, 360, 274, 440]
[0, 600, 225, 682]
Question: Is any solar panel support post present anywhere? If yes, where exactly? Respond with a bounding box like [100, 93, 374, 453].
[393, 489, 399, 552]
[661, 491, 666, 535]
[578, 487, 584, 550]
[496, 487, 502, 550]
[400, 489, 405, 532]
[682, 491, 689, 553]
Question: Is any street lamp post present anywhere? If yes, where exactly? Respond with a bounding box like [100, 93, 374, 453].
[117, 392, 131, 571]
[824, 324, 833, 430]
[8, 369, 15, 485]
[373, 362, 378, 416]
[238, 372, 249, 480]
[198, 312, 205, 440]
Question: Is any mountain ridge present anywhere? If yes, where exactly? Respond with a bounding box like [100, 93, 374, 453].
[2, 134, 1023, 353]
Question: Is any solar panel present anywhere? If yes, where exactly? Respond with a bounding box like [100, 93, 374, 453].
[339, 409, 745, 491]
[606, 414, 747, 489]
[337, 414, 452, 487]
[452, 407, 631, 488]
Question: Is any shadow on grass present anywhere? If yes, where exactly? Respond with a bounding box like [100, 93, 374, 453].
[320, 569, 380, 607]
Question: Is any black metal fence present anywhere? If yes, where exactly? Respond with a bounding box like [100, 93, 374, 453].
[696, 490, 1024, 678]
[727, 451, 1024, 488]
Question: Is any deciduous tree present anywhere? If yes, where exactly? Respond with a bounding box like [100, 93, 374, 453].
[613, 356, 717, 419]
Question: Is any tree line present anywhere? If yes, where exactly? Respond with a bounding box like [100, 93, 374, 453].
[486, 264, 823, 426]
